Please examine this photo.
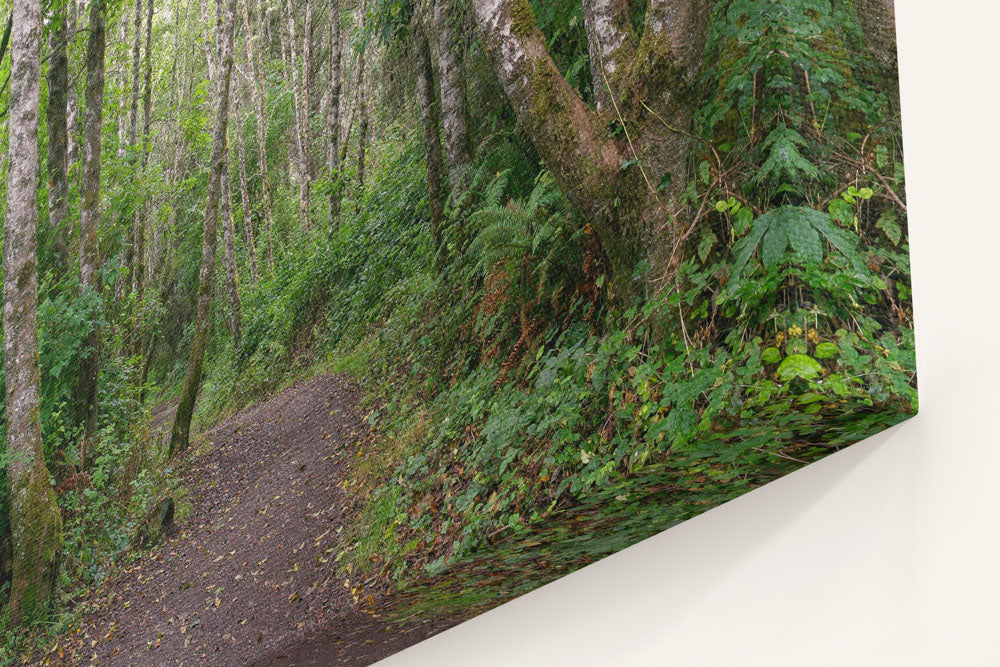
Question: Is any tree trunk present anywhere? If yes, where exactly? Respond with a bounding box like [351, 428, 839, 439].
[3, 0, 63, 628]
[67, 0, 80, 171]
[241, 0, 275, 268]
[46, 0, 70, 263]
[327, 0, 342, 226]
[235, 111, 260, 285]
[854, 0, 899, 113]
[77, 0, 106, 470]
[169, 0, 236, 456]
[416, 32, 445, 252]
[136, 0, 154, 295]
[581, 0, 635, 112]
[470, 0, 709, 300]
[128, 0, 142, 148]
[433, 0, 471, 179]
[356, 53, 368, 190]
[285, 0, 311, 228]
[220, 149, 243, 345]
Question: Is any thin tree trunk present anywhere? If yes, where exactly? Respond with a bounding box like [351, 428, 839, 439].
[67, 0, 80, 170]
[235, 110, 260, 285]
[327, 0, 342, 226]
[433, 0, 471, 179]
[128, 0, 142, 147]
[3, 0, 63, 627]
[77, 0, 106, 470]
[241, 0, 274, 268]
[137, 0, 154, 294]
[169, 0, 236, 456]
[47, 0, 70, 263]
[220, 148, 243, 345]
[356, 53, 368, 190]
[416, 32, 444, 253]
[285, 0, 311, 228]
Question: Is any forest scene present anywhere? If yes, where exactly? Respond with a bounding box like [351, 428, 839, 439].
[0, 0, 914, 663]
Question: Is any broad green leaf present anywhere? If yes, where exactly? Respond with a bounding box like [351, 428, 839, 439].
[876, 211, 902, 246]
[761, 347, 782, 364]
[776, 354, 823, 381]
[814, 342, 839, 359]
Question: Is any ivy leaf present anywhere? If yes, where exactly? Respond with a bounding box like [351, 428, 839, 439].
[762, 347, 782, 364]
[776, 354, 824, 381]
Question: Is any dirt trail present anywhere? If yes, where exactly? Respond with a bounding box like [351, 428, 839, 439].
[41, 375, 454, 666]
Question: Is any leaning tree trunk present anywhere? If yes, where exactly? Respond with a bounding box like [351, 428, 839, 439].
[77, 0, 106, 470]
[169, 0, 236, 456]
[471, 0, 709, 301]
[854, 0, 899, 114]
[3, 0, 63, 628]
[416, 31, 445, 253]
[46, 0, 70, 264]
[327, 0, 342, 226]
[433, 0, 472, 181]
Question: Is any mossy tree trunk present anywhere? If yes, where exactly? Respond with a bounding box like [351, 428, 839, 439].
[855, 0, 899, 114]
[433, 0, 472, 184]
[221, 150, 244, 346]
[3, 0, 63, 627]
[416, 30, 446, 253]
[46, 0, 70, 265]
[240, 0, 275, 269]
[471, 0, 710, 303]
[77, 0, 106, 470]
[169, 0, 237, 456]
[235, 110, 261, 285]
[327, 0, 343, 226]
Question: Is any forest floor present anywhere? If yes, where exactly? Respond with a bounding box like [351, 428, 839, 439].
[34, 375, 460, 666]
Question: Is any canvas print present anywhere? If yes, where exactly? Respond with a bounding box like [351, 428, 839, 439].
[0, 0, 914, 664]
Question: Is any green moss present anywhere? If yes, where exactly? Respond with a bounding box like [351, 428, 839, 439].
[509, 0, 538, 38]
[3, 464, 62, 629]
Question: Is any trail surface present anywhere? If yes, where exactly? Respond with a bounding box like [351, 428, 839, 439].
[42, 375, 455, 666]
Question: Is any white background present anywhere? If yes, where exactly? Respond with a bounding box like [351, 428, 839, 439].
[381, 2, 1000, 665]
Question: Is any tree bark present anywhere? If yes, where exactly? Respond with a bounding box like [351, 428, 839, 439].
[235, 109, 260, 285]
[77, 0, 106, 469]
[327, 0, 342, 226]
[169, 0, 236, 455]
[416, 31, 445, 252]
[67, 0, 81, 171]
[220, 148, 243, 345]
[46, 0, 70, 263]
[136, 0, 154, 295]
[241, 0, 275, 268]
[470, 0, 710, 298]
[581, 0, 635, 111]
[854, 0, 899, 112]
[356, 52, 368, 190]
[3, 0, 63, 628]
[285, 0, 311, 228]
[433, 0, 471, 178]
